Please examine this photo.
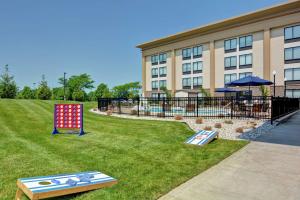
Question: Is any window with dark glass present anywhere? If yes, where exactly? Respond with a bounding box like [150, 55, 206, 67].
[285, 68, 300, 81]
[224, 38, 237, 52]
[182, 78, 191, 89]
[151, 68, 158, 78]
[239, 35, 252, 50]
[224, 74, 237, 84]
[159, 53, 167, 64]
[286, 89, 300, 98]
[159, 67, 167, 77]
[284, 25, 300, 42]
[152, 81, 158, 90]
[151, 55, 158, 65]
[239, 72, 252, 79]
[182, 48, 191, 60]
[182, 63, 191, 74]
[193, 61, 203, 73]
[159, 80, 167, 88]
[193, 46, 202, 58]
[239, 54, 252, 68]
[224, 56, 237, 69]
[193, 77, 203, 87]
[285, 47, 300, 63]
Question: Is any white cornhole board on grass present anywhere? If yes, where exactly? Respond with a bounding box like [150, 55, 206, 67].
[185, 130, 218, 146]
[15, 171, 117, 200]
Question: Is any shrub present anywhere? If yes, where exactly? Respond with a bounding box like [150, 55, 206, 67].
[144, 111, 151, 116]
[214, 123, 222, 128]
[195, 117, 203, 124]
[217, 114, 225, 118]
[106, 110, 112, 116]
[130, 110, 138, 115]
[204, 126, 212, 131]
[224, 120, 233, 124]
[174, 115, 183, 120]
[236, 127, 244, 133]
[157, 112, 165, 118]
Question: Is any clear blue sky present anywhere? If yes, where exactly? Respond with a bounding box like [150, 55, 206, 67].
[0, 0, 284, 89]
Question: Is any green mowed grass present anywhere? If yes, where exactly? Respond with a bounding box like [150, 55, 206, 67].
[0, 99, 248, 200]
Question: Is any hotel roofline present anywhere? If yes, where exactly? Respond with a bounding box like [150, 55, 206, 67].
[136, 0, 300, 50]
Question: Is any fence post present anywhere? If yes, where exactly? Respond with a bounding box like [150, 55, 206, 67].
[137, 97, 140, 117]
[196, 96, 199, 117]
[230, 96, 233, 119]
[118, 99, 121, 114]
[163, 97, 166, 118]
[271, 96, 273, 125]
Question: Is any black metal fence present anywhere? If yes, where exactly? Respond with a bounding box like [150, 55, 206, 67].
[97, 96, 299, 120]
[271, 97, 300, 122]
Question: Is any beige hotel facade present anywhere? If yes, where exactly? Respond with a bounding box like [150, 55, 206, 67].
[137, 0, 300, 98]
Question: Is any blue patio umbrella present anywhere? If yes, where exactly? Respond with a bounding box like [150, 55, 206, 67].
[227, 75, 273, 94]
[215, 88, 240, 93]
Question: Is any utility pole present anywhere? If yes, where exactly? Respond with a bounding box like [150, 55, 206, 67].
[63, 72, 67, 101]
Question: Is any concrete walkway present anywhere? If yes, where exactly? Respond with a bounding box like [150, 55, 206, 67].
[159, 112, 300, 200]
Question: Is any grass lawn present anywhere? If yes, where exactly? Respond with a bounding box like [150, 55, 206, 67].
[0, 99, 248, 200]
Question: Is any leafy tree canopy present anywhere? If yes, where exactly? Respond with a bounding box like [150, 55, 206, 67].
[0, 64, 17, 99]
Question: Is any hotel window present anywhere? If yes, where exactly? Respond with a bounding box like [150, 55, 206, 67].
[286, 90, 300, 98]
[159, 80, 167, 89]
[182, 78, 191, 89]
[182, 63, 191, 74]
[224, 74, 237, 84]
[159, 53, 167, 64]
[239, 72, 252, 79]
[193, 61, 203, 73]
[193, 46, 203, 58]
[224, 56, 237, 70]
[284, 25, 300, 42]
[151, 93, 158, 98]
[159, 67, 167, 77]
[151, 68, 158, 78]
[285, 68, 300, 81]
[239, 35, 252, 50]
[224, 38, 237, 52]
[182, 48, 191, 60]
[239, 54, 252, 68]
[193, 77, 203, 88]
[285, 46, 300, 63]
[152, 81, 158, 90]
[151, 55, 158, 65]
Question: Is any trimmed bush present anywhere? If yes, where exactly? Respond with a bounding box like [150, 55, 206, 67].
[214, 123, 222, 128]
[224, 120, 233, 124]
[204, 126, 212, 131]
[144, 111, 151, 116]
[131, 110, 138, 115]
[236, 127, 244, 133]
[195, 117, 203, 124]
[174, 115, 183, 120]
[157, 112, 165, 118]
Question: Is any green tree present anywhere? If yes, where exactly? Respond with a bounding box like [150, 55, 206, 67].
[0, 64, 17, 99]
[259, 85, 269, 99]
[18, 86, 34, 99]
[199, 87, 211, 97]
[72, 90, 85, 101]
[94, 83, 111, 99]
[87, 91, 96, 101]
[112, 82, 141, 98]
[58, 73, 94, 101]
[160, 86, 172, 99]
[36, 75, 52, 100]
[52, 87, 65, 100]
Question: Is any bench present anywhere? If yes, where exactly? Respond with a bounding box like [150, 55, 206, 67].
[16, 171, 117, 200]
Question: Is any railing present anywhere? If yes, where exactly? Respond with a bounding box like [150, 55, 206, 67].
[97, 96, 291, 120]
[271, 97, 300, 123]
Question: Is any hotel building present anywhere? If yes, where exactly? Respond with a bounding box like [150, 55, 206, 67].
[137, 0, 300, 98]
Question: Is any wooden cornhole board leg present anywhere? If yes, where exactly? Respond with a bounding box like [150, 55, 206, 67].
[15, 188, 24, 200]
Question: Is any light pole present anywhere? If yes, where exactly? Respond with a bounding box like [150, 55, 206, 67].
[273, 70, 276, 97]
[63, 72, 67, 101]
[284, 77, 287, 97]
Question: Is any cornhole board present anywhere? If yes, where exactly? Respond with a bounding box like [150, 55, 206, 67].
[185, 130, 218, 146]
[15, 171, 117, 200]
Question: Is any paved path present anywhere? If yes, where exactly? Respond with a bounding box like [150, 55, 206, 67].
[159, 112, 300, 200]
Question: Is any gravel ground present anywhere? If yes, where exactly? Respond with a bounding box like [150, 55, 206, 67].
[90, 109, 276, 140]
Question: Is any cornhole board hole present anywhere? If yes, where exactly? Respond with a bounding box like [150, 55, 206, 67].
[15, 171, 117, 200]
[185, 130, 219, 146]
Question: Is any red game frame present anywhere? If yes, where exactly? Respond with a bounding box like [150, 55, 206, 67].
[52, 104, 84, 136]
